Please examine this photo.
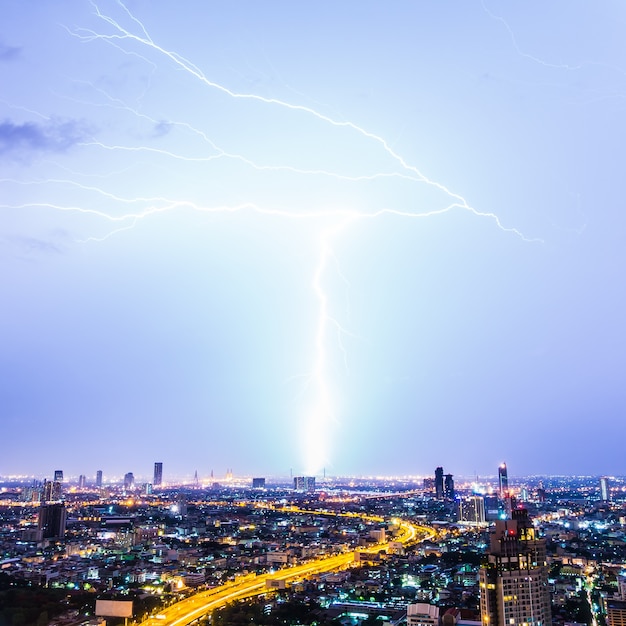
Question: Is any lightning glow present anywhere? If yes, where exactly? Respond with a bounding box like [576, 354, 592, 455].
[2, 0, 566, 478]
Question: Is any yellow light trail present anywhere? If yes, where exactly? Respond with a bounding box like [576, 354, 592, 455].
[135, 507, 434, 626]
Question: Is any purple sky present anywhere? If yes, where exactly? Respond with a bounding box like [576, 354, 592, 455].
[1, 1, 625, 482]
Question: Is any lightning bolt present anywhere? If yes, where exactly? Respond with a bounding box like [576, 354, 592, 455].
[2, 1, 544, 477]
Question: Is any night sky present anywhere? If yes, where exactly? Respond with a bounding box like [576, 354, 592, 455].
[2, 1, 625, 481]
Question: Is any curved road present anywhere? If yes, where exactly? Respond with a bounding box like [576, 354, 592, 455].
[138, 510, 434, 626]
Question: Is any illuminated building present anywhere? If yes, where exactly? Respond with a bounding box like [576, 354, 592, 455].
[252, 477, 266, 489]
[38, 503, 67, 539]
[600, 476, 610, 502]
[42, 478, 62, 502]
[607, 600, 626, 626]
[484, 494, 500, 521]
[96, 470, 103, 488]
[459, 495, 485, 525]
[407, 603, 439, 626]
[444, 473, 455, 500]
[479, 508, 551, 626]
[54, 469, 64, 483]
[153, 462, 163, 488]
[498, 463, 508, 497]
[293, 476, 316, 492]
[78, 474, 86, 489]
[435, 467, 444, 500]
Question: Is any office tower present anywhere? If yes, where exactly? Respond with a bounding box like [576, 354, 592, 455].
[293, 476, 316, 492]
[96, 470, 103, 488]
[423, 477, 435, 493]
[600, 476, 610, 502]
[124, 472, 135, 490]
[78, 474, 86, 489]
[444, 474, 455, 500]
[484, 494, 501, 521]
[42, 478, 62, 502]
[498, 463, 508, 498]
[479, 508, 551, 626]
[153, 462, 163, 488]
[252, 477, 266, 489]
[435, 467, 444, 500]
[54, 470, 64, 483]
[38, 503, 67, 539]
[459, 495, 485, 525]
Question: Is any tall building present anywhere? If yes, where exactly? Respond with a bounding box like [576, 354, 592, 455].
[479, 508, 551, 626]
[96, 470, 103, 488]
[252, 477, 266, 489]
[444, 474, 455, 500]
[435, 467, 444, 500]
[606, 600, 626, 626]
[484, 494, 501, 521]
[38, 503, 67, 539]
[293, 476, 316, 492]
[78, 474, 86, 489]
[459, 496, 486, 525]
[153, 462, 163, 488]
[498, 463, 508, 498]
[54, 470, 64, 483]
[124, 472, 135, 490]
[600, 476, 610, 502]
[42, 479, 62, 502]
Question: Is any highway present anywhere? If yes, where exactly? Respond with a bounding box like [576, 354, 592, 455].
[136, 509, 434, 626]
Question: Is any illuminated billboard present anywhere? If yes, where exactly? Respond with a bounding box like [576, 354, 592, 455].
[95, 600, 134, 618]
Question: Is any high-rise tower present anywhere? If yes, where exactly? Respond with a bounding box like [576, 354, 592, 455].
[435, 467, 444, 500]
[444, 473, 455, 500]
[38, 503, 67, 539]
[479, 508, 551, 626]
[600, 476, 610, 502]
[498, 463, 508, 498]
[153, 462, 163, 488]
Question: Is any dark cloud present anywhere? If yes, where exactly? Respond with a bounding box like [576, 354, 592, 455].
[7, 235, 62, 255]
[0, 42, 20, 61]
[153, 120, 173, 137]
[0, 119, 89, 156]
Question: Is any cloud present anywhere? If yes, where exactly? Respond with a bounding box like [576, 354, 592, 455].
[0, 42, 20, 61]
[0, 119, 89, 157]
[153, 120, 173, 137]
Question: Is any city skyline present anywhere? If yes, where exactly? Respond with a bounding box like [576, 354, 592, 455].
[2, 2, 626, 477]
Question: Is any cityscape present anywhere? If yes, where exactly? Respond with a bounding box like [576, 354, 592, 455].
[2, 2, 626, 626]
[1, 465, 626, 626]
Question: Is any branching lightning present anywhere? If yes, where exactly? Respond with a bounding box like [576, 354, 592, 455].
[1, 1, 544, 476]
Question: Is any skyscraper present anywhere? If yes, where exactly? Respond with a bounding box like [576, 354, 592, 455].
[96, 470, 103, 488]
[54, 470, 64, 483]
[479, 508, 551, 626]
[600, 476, 610, 502]
[78, 474, 86, 489]
[459, 496, 485, 525]
[498, 463, 508, 498]
[153, 462, 163, 488]
[435, 467, 444, 500]
[124, 472, 135, 490]
[38, 503, 67, 539]
[444, 474, 455, 500]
